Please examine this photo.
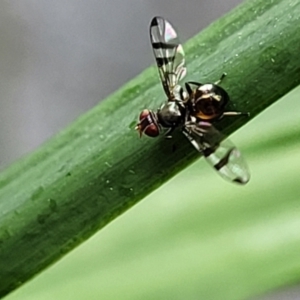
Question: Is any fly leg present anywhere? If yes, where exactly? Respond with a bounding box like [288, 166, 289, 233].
[185, 81, 201, 96]
[215, 73, 250, 118]
[164, 126, 176, 139]
[214, 72, 227, 85]
[222, 111, 250, 118]
[184, 81, 202, 114]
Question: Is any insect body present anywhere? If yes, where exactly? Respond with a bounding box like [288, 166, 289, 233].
[136, 16, 250, 184]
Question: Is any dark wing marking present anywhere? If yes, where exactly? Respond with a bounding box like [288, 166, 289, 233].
[150, 16, 186, 98]
[182, 121, 250, 184]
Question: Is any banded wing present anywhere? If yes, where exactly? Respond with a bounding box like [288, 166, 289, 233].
[183, 121, 250, 184]
[150, 16, 187, 98]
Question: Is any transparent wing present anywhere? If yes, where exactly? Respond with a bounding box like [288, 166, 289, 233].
[150, 16, 187, 98]
[183, 121, 250, 184]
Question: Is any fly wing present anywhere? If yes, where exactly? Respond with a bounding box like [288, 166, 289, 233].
[183, 121, 250, 184]
[150, 17, 187, 98]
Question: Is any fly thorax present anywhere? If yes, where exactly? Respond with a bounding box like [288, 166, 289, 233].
[157, 101, 183, 127]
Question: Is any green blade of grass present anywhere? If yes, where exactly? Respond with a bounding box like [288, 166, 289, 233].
[6, 89, 300, 300]
[1, 0, 300, 296]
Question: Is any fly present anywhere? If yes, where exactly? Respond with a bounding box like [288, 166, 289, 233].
[136, 16, 250, 184]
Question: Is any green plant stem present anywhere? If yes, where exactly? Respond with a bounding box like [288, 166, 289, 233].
[1, 0, 300, 297]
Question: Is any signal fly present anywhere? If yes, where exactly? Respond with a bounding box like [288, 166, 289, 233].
[136, 16, 250, 184]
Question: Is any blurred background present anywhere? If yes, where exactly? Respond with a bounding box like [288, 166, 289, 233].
[2, 1, 300, 299]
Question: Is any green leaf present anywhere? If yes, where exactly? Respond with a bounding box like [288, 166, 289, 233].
[1, 0, 300, 298]
[6, 88, 300, 300]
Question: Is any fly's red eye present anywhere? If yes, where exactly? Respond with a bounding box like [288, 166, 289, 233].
[136, 109, 159, 137]
[139, 109, 150, 121]
[144, 124, 159, 137]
